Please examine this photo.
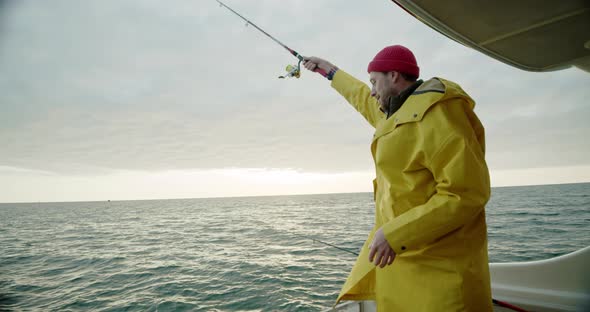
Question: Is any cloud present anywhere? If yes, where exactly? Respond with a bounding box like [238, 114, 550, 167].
[0, 165, 55, 176]
[1, 0, 589, 195]
[486, 104, 590, 170]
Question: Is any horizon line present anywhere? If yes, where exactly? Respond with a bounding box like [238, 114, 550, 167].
[1, 181, 588, 205]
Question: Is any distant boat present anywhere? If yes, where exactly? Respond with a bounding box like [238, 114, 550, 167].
[327, 1, 590, 311]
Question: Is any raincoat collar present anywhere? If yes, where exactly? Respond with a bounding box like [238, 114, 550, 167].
[385, 79, 424, 119]
[373, 78, 448, 142]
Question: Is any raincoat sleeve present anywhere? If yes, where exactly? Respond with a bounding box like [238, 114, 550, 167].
[330, 70, 382, 128]
[382, 101, 491, 254]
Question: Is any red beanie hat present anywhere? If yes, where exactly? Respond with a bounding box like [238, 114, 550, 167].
[367, 45, 419, 77]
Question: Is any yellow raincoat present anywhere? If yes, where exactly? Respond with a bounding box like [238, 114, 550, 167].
[331, 70, 493, 311]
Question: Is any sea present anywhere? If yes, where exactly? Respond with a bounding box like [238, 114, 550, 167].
[1, 183, 589, 311]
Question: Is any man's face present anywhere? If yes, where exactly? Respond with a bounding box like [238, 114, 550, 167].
[369, 71, 396, 112]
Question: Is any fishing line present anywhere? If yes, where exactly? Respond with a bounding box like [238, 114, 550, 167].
[304, 235, 359, 256]
[215, 0, 327, 79]
[215, 3, 530, 310]
[254, 218, 360, 257]
[253, 219, 526, 311]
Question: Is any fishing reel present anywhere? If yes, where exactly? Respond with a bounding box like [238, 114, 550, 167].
[217, 0, 319, 80]
[278, 62, 301, 79]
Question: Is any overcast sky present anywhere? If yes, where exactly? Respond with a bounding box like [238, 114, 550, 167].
[1, 0, 589, 203]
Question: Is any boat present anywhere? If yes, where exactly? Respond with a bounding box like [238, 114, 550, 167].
[328, 246, 590, 311]
[327, 1, 590, 311]
[489, 246, 590, 311]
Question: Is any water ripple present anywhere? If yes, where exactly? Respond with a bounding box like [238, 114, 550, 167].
[1, 183, 589, 311]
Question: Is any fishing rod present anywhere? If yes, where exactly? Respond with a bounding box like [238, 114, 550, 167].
[215, 0, 327, 79]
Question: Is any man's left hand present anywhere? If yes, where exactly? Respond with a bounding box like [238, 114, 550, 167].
[368, 227, 396, 268]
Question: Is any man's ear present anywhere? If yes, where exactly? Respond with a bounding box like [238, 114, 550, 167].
[389, 71, 399, 83]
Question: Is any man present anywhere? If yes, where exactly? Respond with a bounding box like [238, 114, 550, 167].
[303, 45, 493, 311]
